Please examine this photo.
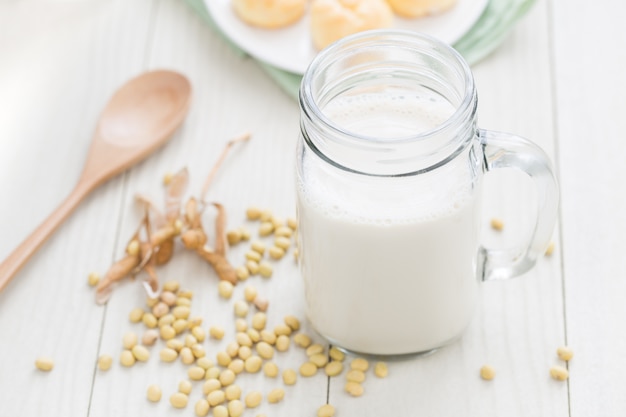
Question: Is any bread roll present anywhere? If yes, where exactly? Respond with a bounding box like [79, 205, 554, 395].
[233, 0, 307, 29]
[310, 0, 393, 50]
[385, 0, 457, 18]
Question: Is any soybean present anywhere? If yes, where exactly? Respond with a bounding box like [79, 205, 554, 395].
[329, 347, 344, 361]
[325, 361, 343, 377]
[213, 406, 228, 417]
[142, 329, 159, 346]
[160, 348, 178, 362]
[300, 362, 317, 377]
[318, 404, 335, 417]
[170, 392, 188, 408]
[550, 366, 569, 381]
[129, 308, 145, 323]
[350, 358, 369, 372]
[268, 246, 285, 259]
[244, 286, 258, 302]
[557, 346, 574, 361]
[122, 332, 138, 349]
[346, 369, 365, 383]
[244, 356, 263, 373]
[306, 344, 324, 356]
[179, 380, 193, 395]
[35, 357, 54, 372]
[284, 315, 300, 331]
[97, 354, 113, 371]
[256, 342, 275, 359]
[120, 350, 136, 367]
[218, 281, 234, 299]
[219, 369, 236, 386]
[234, 300, 249, 317]
[229, 359, 245, 374]
[310, 353, 328, 368]
[246, 207, 262, 220]
[208, 389, 226, 406]
[132, 345, 150, 362]
[180, 347, 195, 365]
[245, 391, 263, 408]
[228, 399, 244, 417]
[236, 266, 250, 281]
[88, 272, 100, 286]
[252, 312, 267, 330]
[374, 362, 388, 378]
[264, 362, 279, 378]
[188, 366, 206, 380]
[259, 261, 273, 278]
[251, 240, 266, 255]
[225, 384, 242, 401]
[267, 388, 285, 404]
[480, 365, 495, 381]
[283, 368, 297, 385]
[146, 384, 162, 402]
[345, 381, 364, 397]
[194, 399, 210, 417]
[210, 326, 225, 340]
[203, 379, 222, 395]
[294, 333, 312, 348]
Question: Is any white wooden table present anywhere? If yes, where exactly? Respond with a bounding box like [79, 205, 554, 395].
[1, 1, 624, 416]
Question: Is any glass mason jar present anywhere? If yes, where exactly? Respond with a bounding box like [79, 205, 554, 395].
[295, 30, 558, 356]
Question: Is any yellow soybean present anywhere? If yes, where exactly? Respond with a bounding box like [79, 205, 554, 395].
[146, 384, 162, 402]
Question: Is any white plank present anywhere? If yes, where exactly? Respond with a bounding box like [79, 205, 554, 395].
[0, 1, 156, 416]
[552, 0, 626, 415]
[88, 1, 327, 415]
[327, 2, 568, 416]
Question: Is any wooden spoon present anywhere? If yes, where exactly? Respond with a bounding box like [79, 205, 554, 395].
[0, 70, 192, 293]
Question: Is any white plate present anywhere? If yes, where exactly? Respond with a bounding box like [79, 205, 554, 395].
[206, 0, 489, 74]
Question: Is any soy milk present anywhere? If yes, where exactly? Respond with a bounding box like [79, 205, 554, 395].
[297, 94, 481, 355]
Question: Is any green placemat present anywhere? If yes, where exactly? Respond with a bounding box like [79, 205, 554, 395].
[186, 0, 535, 100]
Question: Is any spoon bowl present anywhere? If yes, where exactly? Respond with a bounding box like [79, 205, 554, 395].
[0, 70, 192, 293]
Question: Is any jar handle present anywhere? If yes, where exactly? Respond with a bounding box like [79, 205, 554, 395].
[477, 129, 559, 281]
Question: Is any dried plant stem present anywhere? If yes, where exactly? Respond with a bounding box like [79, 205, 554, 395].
[200, 132, 251, 201]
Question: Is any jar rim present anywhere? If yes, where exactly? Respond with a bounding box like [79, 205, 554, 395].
[299, 29, 477, 176]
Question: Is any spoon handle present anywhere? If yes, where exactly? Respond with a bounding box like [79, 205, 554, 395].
[0, 182, 90, 293]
